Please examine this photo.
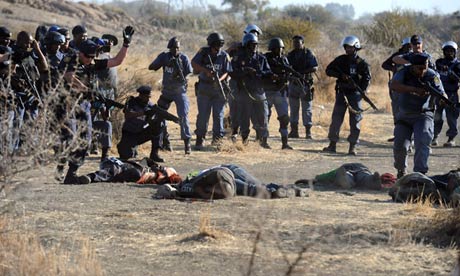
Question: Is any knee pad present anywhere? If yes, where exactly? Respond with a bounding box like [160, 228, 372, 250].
[277, 114, 290, 129]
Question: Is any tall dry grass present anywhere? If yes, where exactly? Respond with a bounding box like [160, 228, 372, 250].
[0, 216, 104, 276]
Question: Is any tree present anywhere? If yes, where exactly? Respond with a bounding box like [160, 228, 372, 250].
[221, 0, 257, 22]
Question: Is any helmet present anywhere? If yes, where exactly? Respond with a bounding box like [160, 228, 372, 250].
[207, 32, 224, 47]
[268, 37, 284, 50]
[401, 37, 411, 46]
[242, 33, 258, 47]
[44, 31, 65, 45]
[167, 37, 179, 49]
[341, 35, 361, 49]
[442, 41, 458, 52]
[0, 26, 11, 38]
[243, 24, 262, 36]
[48, 25, 60, 33]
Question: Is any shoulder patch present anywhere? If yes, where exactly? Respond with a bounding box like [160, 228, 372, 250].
[433, 75, 441, 86]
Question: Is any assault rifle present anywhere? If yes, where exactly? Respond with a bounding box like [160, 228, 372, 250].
[171, 57, 186, 83]
[94, 94, 124, 109]
[144, 104, 180, 128]
[16, 63, 43, 105]
[270, 58, 310, 85]
[448, 69, 460, 83]
[207, 54, 228, 102]
[418, 79, 456, 109]
[333, 67, 378, 111]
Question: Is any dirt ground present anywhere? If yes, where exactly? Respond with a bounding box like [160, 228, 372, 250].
[1, 106, 459, 275]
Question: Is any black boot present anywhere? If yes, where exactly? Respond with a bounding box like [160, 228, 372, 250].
[255, 131, 261, 142]
[162, 129, 173, 151]
[288, 123, 299, 138]
[322, 141, 336, 153]
[348, 143, 357, 155]
[231, 127, 238, 143]
[150, 148, 164, 163]
[195, 136, 204, 151]
[281, 136, 293, 150]
[306, 126, 312, 139]
[184, 139, 191, 154]
[101, 147, 109, 161]
[242, 135, 249, 146]
[63, 164, 90, 184]
[260, 137, 271, 149]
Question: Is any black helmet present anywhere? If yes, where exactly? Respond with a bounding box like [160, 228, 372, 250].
[44, 31, 65, 45]
[0, 26, 11, 38]
[207, 32, 224, 47]
[167, 37, 179, 49]
[242, 33, 258, 47]
[268, 37, 284, 50]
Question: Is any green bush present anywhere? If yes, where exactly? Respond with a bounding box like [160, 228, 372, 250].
[264, 17, 320, 50]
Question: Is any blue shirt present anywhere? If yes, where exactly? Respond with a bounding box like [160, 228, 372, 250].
[435, 57, 460, 93]
[393, 67, 445, 114]
[150, 52, 192, 94]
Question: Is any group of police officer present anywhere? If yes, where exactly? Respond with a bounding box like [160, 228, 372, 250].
[0, 22, 458, 183]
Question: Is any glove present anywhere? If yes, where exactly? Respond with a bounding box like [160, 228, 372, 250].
[123, 26, 135, 45]
[144, 107, 154, 117]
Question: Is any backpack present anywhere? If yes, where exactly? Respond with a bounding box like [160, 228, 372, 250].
[178, 167, 236, 199]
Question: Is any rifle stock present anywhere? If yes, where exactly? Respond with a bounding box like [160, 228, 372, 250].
[419, 80, 456, 109]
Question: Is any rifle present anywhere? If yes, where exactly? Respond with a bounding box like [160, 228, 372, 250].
[144, 104, 180, 129]
[16, 63, 43, 105]
[94, 94, 124, 109]
[333, 67, 378, 111]
[270, 58, 310, 84]
[171, 56, 186, 83]
[448, 69, 460, 83]
[418, 79, 456, 109]
[207, 54, 228, 102]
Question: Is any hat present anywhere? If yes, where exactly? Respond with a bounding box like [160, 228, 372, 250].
[409, 53, 429, 66]
[410, 35, 422, 44]
[137, 85, 152, 95]
[48, 25, 60, 33]
[292, 35, 304, 41]
[79, 40, 98, 56]
[101, 34, 118, 46]
[0, 26, 11, 38]
[72, 25, 87, 36]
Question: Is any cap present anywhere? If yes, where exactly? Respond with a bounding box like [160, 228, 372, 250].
[79, 40, 98, 56]
[292, 35, 304, 41]
[409, 53, 429, 66]
[137, 85, 152, 95]
[410, 35, 422, 44]
[72, 25, 87, 36]
[101, 34, 118, 46]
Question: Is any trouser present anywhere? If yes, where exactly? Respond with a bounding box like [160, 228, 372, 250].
[327, 91, 362, 144]
[237, 90, 269, 139]
[266, 89, 289, 137]
[228, 79, 240, 132]
[389, 89, 400, 124]
[92, 120, 112, 148]
[393, 112, 434, 174]
[433, 91, 459, 139]
[59, 107, 90, 168]
[288, 83, 312, 127]
[117, 127, 162, 160]
[195, 93, 226, 139]
[157, 93, 191, 140]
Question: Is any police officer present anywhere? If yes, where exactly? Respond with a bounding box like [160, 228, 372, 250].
[286, 35, 318, 139]
[41, 31, 65, 91]
[390, 53, 447, 178]
[263, 37, 292, 149]
[382, 37, 412, 141]
[69, 25, 87, 51]
[433, 41, 460, 147]
[191, 33, 231, 150]
[117, 85, 165, 162]
[57, 28, 71, 54]
[323, 35, 371, 155]
[149, 37, 193, 154]
[392, 35, 435, 69]
[0, 26, 11, 47]
[58, 26, 134, 184]
[226, 24, 263, 141]
[230, 33, 272, 148]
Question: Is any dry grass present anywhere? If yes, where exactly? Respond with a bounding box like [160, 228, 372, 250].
[0, 215, 104, 276]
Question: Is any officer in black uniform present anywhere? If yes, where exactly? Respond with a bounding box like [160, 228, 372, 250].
[117, 85, 165, 162]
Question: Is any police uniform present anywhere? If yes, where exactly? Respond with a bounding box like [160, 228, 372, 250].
[391, 54, 445, 175]
[117, 86, 164, 161]
[192, 46, 231, 143]
[287, 45, 318, 138]
[433, 56, 460, 144]
[149, 50, 192, 148]
[263, 51, 291, 148]
[325, 52, 371, 153]
[230, 45, 271, 145]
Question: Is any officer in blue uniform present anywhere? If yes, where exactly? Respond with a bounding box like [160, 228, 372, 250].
[191, 32, 231, 150]
[58, 26, 134, 184]
[390, 53, 448, 178]
[323, 35, 371, 155]
[286, 35, 318, 139]
[263, 37, 292, 149]
[230, 33, 272, 148]
[117, 85, 165, 163]
[392, 35, 435, 70]
[149, 37, 193, 154]
[433, 41, 460, 147]
[69, 25, 87, 51]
